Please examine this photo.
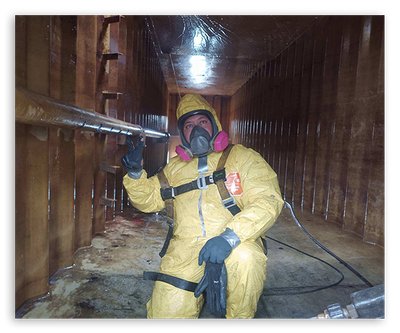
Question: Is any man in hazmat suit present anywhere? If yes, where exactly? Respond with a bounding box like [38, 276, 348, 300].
[122, 94, 284, 319]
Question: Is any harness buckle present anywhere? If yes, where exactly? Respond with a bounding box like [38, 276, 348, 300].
[197, 173, 208, 190]
[221, 196, 237, 209]
[160, 186, 175, 201]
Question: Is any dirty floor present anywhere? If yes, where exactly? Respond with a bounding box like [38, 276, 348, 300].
[15, 205, 384, 319]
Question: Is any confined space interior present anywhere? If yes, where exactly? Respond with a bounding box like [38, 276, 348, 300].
[15, 15, 385, 319]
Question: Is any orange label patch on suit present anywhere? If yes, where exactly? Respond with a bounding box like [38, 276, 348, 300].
[224, 172, 243, 196]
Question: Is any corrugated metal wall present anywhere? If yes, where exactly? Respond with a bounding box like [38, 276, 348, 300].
[231, 16, 384, 247]
[15, 14, 385, 311]
[15, 15, 168, 310]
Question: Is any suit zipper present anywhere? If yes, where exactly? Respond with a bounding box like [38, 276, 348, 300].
[198, 157, 208, 237]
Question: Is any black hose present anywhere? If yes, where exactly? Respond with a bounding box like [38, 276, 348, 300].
[263, 235, 344, 296]
[283, 201, 373, 288]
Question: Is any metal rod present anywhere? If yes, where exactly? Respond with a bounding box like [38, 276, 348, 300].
[15, 87, 169, 139]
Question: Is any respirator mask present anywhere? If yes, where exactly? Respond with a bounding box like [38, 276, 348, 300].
[175, 110, 229, 161]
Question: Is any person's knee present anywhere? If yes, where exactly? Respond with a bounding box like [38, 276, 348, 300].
[147, 281, 203, 318]
[224, 240, 267, 316]
[227, 240, 267, 271]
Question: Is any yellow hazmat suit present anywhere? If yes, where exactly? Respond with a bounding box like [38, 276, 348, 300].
[123, 94, 284, 318]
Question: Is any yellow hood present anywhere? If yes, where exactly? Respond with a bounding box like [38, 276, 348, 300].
[176, 94, 222, 132]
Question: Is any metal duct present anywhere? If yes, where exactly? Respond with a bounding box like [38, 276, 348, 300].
[15, 87, 169, 139]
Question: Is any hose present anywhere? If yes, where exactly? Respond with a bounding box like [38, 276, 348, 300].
[283, 201, 373, 288]
[263, 235, 344, 296]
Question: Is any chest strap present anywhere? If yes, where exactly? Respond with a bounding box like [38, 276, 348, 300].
[159, 169, 225, 200]
[159, 144, 241, 216]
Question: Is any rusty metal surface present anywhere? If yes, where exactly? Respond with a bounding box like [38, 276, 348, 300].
[148, 15, 320, 95]
[15, 14, 384, 316]
[231, 16, 384, 246]
[16, 208, 384, 318]
[15, 15, 170, 312]
[15, 16, 51, 311]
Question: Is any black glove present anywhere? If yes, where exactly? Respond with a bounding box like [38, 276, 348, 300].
[121, 136, 144, 173]
[194, 262, 227, 317]
[198, 236, 233, 265]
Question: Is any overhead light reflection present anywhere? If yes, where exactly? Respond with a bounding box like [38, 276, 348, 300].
[190, 55, 207, 83]
[193, 30, 204, 49]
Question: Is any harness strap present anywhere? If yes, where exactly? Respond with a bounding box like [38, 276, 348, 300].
[159, 144, 241, 216]
[158, 223, 173, 258]
[157, 170, 174, 258]
[157, 170, 174, 222]
[214, 144, 241, 216]
[146, 145, 244, 288]
[155, 144, 241, 258]
[160, 169, 226, 200]
[216, 144, 234, 170]
[143, 271, 198, 292]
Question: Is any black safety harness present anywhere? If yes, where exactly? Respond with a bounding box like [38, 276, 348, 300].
[157, 144, 240, 257]
[159, 169, 241, 216]
[143, 144, 241, 291]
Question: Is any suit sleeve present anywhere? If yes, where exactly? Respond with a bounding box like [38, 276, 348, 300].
[123, 169, 165, 213]
[225, 146, 284, 241]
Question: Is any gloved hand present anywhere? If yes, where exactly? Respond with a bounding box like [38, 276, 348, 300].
[121, 136, 144, 173]
[198, 236, 233, 265]
[194, 262, 227, 317]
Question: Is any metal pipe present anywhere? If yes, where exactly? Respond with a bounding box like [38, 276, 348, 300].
[15, 87, 169, 139]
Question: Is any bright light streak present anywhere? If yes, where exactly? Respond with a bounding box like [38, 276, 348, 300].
[190, 55, 207, 83]
[193, 30, 203, 48]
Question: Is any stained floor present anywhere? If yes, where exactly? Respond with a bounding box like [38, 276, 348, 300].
[15, 205, 384, 319]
